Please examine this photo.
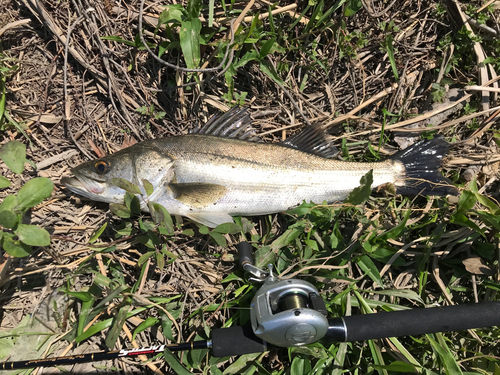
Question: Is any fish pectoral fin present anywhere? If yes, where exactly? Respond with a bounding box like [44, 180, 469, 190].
[186, 213, 234, 228]
[169, 183, 228, 208]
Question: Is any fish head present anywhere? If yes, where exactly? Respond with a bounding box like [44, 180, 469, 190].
[61, 143, 175, 204]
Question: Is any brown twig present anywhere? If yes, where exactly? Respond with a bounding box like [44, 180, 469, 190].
[50, 233, 142, 248]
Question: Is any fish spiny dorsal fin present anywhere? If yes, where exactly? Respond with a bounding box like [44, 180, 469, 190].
[280, 124, 339, 159]
[191, 107, 261, 142]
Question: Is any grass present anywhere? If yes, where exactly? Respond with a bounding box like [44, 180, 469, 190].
[0, 0, 500, 374]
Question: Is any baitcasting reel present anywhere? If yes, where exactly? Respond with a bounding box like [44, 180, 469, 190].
[239, 242, 330, 348]
[237, 240, 500, 355]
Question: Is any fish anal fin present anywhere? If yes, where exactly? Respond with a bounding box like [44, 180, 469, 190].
[280, 124, 339, 159]
[186, 213, 234, 228]
[169, 183, 228, 208]
[191, 107, 261, 142]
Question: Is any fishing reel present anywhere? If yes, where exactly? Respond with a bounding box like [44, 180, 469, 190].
[239, 242, 330, 348]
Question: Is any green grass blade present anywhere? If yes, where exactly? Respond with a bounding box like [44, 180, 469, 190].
[0, 77, 5, 122]
[105, 305, 129, 349]
[164, 348, 193, 375]
[223, 353, 261, 374]
[315, 0, 346, 29]
[78, 298, 95, 336]
[428, 334, 463, 375]
[388, 337, 422, 372]
[287, 4, 310, 32]
[332, 342, 348, 375]
[94, 284, 129, 310]
[383, 34, 398, 80]
[368, 339, 388, 375]
[357, 255, 384, 288]
[208, 0, 214, 27]
[304, 0, 324, 33]
[180, 19, 202, 69]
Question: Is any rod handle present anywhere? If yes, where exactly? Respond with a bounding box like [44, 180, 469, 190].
[326, 301, 500, 342]
[211, 325, 268, 357]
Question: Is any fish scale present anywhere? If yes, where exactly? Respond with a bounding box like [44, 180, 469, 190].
[164, 136, 399, 212]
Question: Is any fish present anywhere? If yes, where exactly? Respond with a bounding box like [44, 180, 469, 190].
[61, 108, 457, 228]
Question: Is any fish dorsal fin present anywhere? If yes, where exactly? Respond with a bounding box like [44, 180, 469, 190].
[169, 183, 228, 208]
[280, 124, 339, 159]
[191, 107, 261, 142]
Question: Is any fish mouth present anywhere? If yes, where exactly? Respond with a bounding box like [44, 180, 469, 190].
[61, 176, 106, 196]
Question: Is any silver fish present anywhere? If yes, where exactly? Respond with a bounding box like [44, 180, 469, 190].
[62, 108, 455, 227]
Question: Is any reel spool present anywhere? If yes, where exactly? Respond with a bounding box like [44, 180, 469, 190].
[277, 292, 309, 312]
[250, 273, 329, 348]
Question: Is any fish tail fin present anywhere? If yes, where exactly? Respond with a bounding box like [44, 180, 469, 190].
[391, 137, 458, 196]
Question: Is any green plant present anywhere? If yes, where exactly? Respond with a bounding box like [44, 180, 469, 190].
[136, 104, 166, 130]
[338, 27, 368, 60]
[136, 104, 166, 120]
[155, 0, 205, 70]
[434, 3, 447, 16]
[0, 53, 16, 128]
[0, 53, 30, 139]
[431, 82, 447, 103]
[61, 267, 183, 353]
[379, 21, 399, 81]
[102, 0, 361, 105]
[465, 4, 490, 25]
[0, 141, 53, 257]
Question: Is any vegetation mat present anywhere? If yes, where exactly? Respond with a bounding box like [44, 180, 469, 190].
[0, 0, 500, 373]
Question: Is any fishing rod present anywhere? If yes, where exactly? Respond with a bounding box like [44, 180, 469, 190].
[3, 301, 499, 370]
[0, 326, 270, 370]
[0, 341, 209, 370]
[2, 242, 499, 370]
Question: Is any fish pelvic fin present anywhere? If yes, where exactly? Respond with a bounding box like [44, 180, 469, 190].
[186, 213, 234, 228]
[392, 137, 458, 196]
[169, 183, 228, 208]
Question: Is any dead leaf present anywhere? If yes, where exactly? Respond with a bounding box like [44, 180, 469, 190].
[26, 113, 62, 124]
[221, 252, 234, 262]
[462, 255, 494, 276]
[87, 139, 106, 158]
[121, 132, 137, 149]
[482, 161, 500, 177]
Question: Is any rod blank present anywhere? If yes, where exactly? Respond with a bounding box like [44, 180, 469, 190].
[1, 341, 209, 370]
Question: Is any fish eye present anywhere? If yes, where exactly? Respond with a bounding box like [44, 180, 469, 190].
[94, 160, 110, 174]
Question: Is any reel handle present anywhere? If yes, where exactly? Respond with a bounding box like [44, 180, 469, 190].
[237, 241, 269, 280]
[238, 241, 254, 268]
